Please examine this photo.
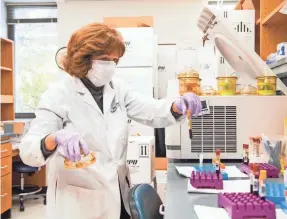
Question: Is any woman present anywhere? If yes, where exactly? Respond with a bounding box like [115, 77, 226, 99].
[19, 23, 202, 219]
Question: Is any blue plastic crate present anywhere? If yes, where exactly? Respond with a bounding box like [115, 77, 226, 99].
[192, 164, 228, 180]
[266, 182, 285, 205]
[279, 201, 287, 214]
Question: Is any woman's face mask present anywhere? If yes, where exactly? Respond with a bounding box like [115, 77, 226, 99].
[86, 60, 116, 87]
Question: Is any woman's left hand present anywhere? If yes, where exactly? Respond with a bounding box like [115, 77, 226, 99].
[172, 92, 202, 117]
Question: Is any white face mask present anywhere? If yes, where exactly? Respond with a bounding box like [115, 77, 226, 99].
[86, 60, 116, 87]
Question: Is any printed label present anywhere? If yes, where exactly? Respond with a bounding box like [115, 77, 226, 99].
[260, 184, 266, 197]
[250, 174, 254, 185]
[253, 179, 259, 191]
[127, 160, 138, 165]
[139, 144, 149, 157]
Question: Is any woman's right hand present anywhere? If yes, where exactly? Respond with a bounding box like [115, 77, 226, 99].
[46, 130, 89, 162]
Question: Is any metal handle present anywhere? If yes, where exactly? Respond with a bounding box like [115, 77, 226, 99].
[159, 204, 165, 215]
[0, 165, 8, 169]
[0, 193, 7, 197]
[1, 149, 8, 153]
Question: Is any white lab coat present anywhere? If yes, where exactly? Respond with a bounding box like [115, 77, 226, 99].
[19, 76, 184, 219]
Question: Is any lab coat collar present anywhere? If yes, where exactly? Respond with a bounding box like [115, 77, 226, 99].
[72, 76, 116, 116]
[72, 76, 104, 116]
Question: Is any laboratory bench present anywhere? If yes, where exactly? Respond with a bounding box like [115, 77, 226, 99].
[164, 162, 283, 219]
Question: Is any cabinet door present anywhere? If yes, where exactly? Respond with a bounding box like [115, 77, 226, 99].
[0, 143, 12, 158]
[1, 156, 12, 177]
[1, 173, 12, 213]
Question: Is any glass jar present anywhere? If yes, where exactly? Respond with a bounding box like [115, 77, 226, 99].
[177, 69, 201, 96]
[216, 76, 238, 96]
[256, 76, 277, 96]
[64, 151, 96, 169]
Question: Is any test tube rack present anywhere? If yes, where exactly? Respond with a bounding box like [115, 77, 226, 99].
[218, 193, 276, 219]
[190, 171, 223, 190]
[265, 182, 285, 206]
[192, 164, 228, 180]
[239, 163, 279, 178]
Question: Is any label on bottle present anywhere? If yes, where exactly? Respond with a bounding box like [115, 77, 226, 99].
[253, 179, 259, 191]
[260, 183, 266, 197]
[250, 173, 254, 185]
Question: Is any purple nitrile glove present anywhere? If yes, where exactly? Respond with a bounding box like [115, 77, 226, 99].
[173, 92, 202, 117]
[54, 130, 89, 162]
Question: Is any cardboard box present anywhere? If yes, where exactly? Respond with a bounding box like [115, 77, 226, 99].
[114, 67, 154, 97]
[127, 136, 155, 184]
[157, 45, 177, 99]
[103, 16, 153, 28]
[128, 120, 154, 136]
[116, 28, 155, 67]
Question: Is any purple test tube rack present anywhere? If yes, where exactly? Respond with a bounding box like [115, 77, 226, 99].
[190, 171, 223, 190]
[218, 193, 276, 219]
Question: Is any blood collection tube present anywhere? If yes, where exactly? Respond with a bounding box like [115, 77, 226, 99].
[243, 144, 249, 164]
[259, 170, 267, 201]
[249, 163, 254, 193]
[215, 149, 221, 178]
[253, 164, 259, 196]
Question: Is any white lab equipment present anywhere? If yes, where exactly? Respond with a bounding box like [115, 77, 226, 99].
[126, 136, 155, 185]
[165, 7, 287, 160]
[210, 8, 255, 78]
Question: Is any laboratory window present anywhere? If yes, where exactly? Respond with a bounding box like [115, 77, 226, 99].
[6, 3, 58, 118]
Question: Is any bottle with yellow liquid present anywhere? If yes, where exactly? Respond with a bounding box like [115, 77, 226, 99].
[64, 150, 96, 169]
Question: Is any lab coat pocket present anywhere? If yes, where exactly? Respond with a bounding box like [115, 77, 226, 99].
[63, 185, 108, 219]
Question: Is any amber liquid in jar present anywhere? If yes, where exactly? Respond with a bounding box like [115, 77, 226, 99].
[178, 70, 201, 96]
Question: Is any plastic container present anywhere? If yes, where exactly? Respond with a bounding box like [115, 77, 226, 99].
[177, 69, 201, 96]
[256, 76, 277, 96]
[64, 151, 96, 169]
[240, 85, 257, 95]
[201, 86, 217, 96]
[216, 76, 237, 96]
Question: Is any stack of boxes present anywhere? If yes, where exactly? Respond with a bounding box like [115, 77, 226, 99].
[114, 27, 157, 185]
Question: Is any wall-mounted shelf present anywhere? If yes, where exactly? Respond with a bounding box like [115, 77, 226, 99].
[1, 38, 14, 121]
[235, 0, 287, 61]
[262, 1, 287, 25]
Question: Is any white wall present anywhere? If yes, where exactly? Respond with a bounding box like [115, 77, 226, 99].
[57, 0, 205, 46]
[0, 0, 7, 38]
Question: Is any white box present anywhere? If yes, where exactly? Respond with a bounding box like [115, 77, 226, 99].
[215, 10, 255, 76]
[114, 67, 154, 97]
[128, 120, 154, 136]
[116, 28, 155, 67]
[127, 136, 155, 184]
[157, 45, 177, 99]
